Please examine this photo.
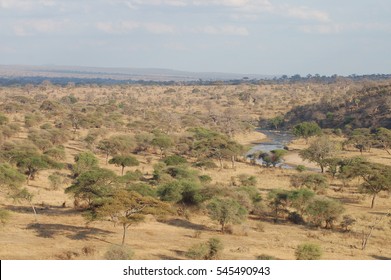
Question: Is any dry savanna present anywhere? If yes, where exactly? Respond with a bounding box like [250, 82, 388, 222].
[1, 78, 391, 260]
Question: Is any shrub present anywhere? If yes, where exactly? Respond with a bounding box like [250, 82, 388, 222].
[48, 173, 63, 190]
[193, 159, 218, 169]
[185, 243, 209, 260]
[256, 254, 277, 260]
[306, 197, 344, 228]
[199, 175, 212, 183]
[162, 155, 188, 166]
[340, 215, 356, 232]
[237, 174, 257, 186]
[185, 238, 223, 260]
[296, 165, 306, 172]
[104, 245, 134, 260]
[295, 243, 322, 260]
[0, 209, 11, 226]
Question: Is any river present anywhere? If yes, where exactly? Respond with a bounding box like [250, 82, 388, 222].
[246, 129, 294, 168]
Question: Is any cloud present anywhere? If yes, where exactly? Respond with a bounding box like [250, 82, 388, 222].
[283, 6, 330, 22]
[144, 22, 176, 34]
[96, 21, 176, 34]
[0, 0, 58, 10]
[299, 22, 391, 34]
[193, 25, 249, 36]
[12, 19, 69, 36]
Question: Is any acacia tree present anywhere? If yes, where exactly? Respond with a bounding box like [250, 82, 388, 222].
[0, 163, 37, 220]
[65, 168, 117, 208]
[97, 139, 117, 164]
[292, 121, 322, 143]
[305, 197, 344, 228]
[73, 151, 99, 177]
[207, 197, 247, 233]
[88, 189, 171, 245]
[109, 155, 139, 175]
[151, 134, 173, 158]
[342, 161, 391, 208]
[346, 128, 373, 154]
[299, 136, 339, 173]
[375, 127, 391, 155]
[193, 131, 243, 169]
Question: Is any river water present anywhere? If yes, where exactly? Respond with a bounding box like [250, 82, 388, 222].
[246, 129, 294, 168]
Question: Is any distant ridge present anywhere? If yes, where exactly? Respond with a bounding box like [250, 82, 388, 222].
[0, 64, 273, 82]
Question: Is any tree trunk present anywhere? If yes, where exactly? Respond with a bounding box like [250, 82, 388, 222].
[231, 156, 235, 169]
[27, 173, 32, 186]
[219, 158, 223, 169]
[121, 166, 125, 176]
[371, 193, 376, 209]
[105, 153, 109, 165]
[29, 201, 38, 222]
[122, 224, 127, 245]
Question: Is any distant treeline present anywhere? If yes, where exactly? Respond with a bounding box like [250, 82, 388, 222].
[0, 73, 391, 86]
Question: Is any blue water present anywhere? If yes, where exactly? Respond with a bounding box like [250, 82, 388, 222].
[246, 129, 294, 168]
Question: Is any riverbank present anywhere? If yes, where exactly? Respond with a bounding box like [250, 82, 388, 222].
[234, 130, 267, 146]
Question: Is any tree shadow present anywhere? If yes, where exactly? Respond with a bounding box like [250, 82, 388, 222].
[26, 223, 114, 240]
[160, 218, 209, 231]
[5, 204, 80, 217]
[371, 255, 391, 260]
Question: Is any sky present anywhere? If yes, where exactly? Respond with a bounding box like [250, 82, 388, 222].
[0, 0, 391, 76]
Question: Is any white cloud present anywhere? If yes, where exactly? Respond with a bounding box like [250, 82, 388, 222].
[299, 22, 391, 34]
[194, 25, 249, 36]
[96, 21, 176, 34]
[299, 24, 341, 34]
[12, 19, 69, 36]
[144, 22, 176, 34]
[284, 6, 330, 22]
[0, 0, 58, 10]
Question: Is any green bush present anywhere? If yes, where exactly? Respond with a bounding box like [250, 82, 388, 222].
[0, 209, 11, 226]
[199, 175, 212, 183]
[295, 243, 322, 260]
[296, 165, 306, 172]
[104, 245, 134, 260]
[193, 159, 218, 169]
[162, 155, 188, 166]
[186, 238, 223, 260]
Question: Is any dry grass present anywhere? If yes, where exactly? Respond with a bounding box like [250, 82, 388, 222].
[1, 83, 390, 260]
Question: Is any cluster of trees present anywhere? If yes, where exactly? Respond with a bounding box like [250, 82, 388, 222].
[268, 187, 344, 229]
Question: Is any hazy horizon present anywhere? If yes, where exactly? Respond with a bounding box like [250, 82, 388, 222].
[1, 1, 391, 76]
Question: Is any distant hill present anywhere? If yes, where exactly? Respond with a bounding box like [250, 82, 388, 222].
[0, 65, 272, 82]
[284, 84, 391, 129]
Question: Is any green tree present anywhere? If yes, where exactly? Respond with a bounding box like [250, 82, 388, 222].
[0, 163, 26, 189]
[88, 189, 170, 245]
[97, 139, 118, 164]
[16, 155, 49, 185]
[65, 168, 117, 208]
[290, 173, 329, 194]
[346, 128, 373, 154]
[267, 189, 290, 223]
[299, 136, 339, 173]
[151, 134, 173, 158]
[269, 115, 284, 130]
[194, 132, 243, 169]
[207, 198, 247, 233]
[306, 197, 344, 228]
[73, 151, 99, 177]
[109, 155, 139, 175]
[288, 188, 315, 216]
[292, 121, 322, 143]
[375, 127, 391, 155]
